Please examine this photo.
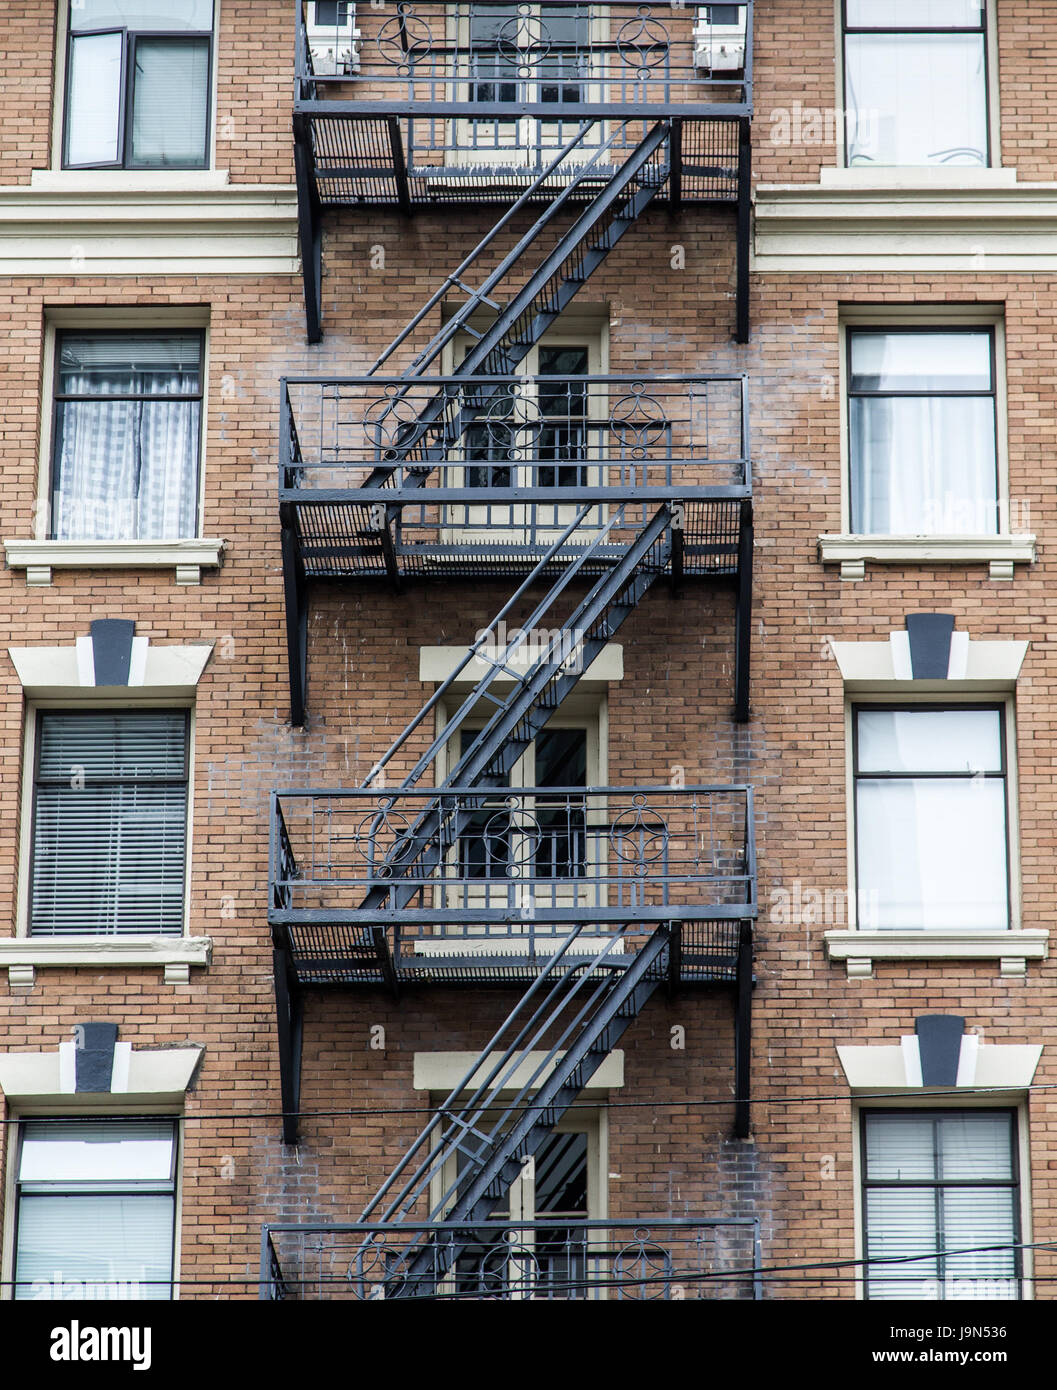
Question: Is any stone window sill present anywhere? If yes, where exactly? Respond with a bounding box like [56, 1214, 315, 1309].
[0, 936, 212, 988]
[824, 929, 1048, 979]
[5, 539, 225, 586]
[817, 534, 1036, 582]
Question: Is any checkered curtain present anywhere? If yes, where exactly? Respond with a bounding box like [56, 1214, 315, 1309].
[53, 337, 200, 541]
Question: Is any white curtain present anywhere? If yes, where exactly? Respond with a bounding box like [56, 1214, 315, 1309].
[845, 32, 988, 166]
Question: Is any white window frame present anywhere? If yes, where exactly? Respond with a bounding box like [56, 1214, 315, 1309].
[2, 1109, 183, 1303]
[52, 0, 221, 178]
[830, 691, 1032, 972]
[851, 1097, 1032, 1302]
[818, 306, 1035, 580]
[834, 0, 1002, 172]
[11, 697, 202, 975]
[4, 308, 223, 586]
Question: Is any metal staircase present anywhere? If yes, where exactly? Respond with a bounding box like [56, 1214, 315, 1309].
[272, 101, 756, 1252]
[354, 501, 676, 933]
[352, 120, 672, 571]
[357, 923, 671, 1299]
[268, 1, 757, 1300]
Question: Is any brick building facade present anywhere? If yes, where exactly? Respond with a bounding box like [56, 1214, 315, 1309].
[0, 0, 1051, 1304]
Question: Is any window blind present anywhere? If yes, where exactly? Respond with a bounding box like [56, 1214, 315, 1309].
[30, 711, 188, 937]
[863, 1112, 1019, 1300]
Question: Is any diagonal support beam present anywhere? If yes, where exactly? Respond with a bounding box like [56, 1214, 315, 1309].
[734, 499, 753, 722]
[293, 113, 323, 344]
[733, 919, 753, 1140]
[273, 947, 304, 1147]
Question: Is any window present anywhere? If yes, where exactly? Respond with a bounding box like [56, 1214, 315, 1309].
[456, 726, 588, 884]
[63, 1, 214, 170]
[853, 706, 1010, 931]
[467, 4, 589, 108]
[13, 1119, 177, 1300]
[842, 2, 990, 167]
[436, 1112, 602, 1299]
[848, 328, 998, 536]
[29, 710, 190, 937]
[861, 1110, 1021, 1300]
[50, 331, 203, 542]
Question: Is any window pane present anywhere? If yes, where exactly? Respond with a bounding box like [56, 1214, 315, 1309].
[857, 709, 1002, 775]
[129, 36, 210, 167]
[936, 1113, 1013, 1181]
[846, 34, 987, 166]
[58, 334, 201, 396]
[865, 1188, 939, 1299]
[31, 713, 188, 937]
[850, 396, 997, 534]
[850, 332, 992, 393]
[19, 1120, 175, 1182]
[65, 32, 123, 167]
[865, 1113, 937, 1181]
[15, 1194, 173, 1299]
[856, 778, 1007, 929]
[941, 1189, 1018, 1295]
[535, 1132, 589, 1214]
[38, 711, 188, 781]
[847, 1, 984, 26]
[73, 0, 214, 31]
[53, 335, 202, 542]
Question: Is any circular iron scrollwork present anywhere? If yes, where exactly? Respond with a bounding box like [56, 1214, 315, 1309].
[610, 801, 667, 874]
[616, 8, 671, 72]
[497, 11, 551, 74]
[612, 1228, 672, 1299]
[362, 388, 421, 460]
[376, 5, 433, 73]
[477, 386, 544, 462]
[609, 383, 667, 460]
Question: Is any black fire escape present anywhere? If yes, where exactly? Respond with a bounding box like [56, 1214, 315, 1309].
[268, 0, 757, 1301]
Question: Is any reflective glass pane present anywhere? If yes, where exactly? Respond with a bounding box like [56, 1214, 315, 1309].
[129, 36, 210, 167]
[20, 1121, 175, 1182]
[847, 1, 984, 26]
[849, 396, 997, 534]
[66, 31, 123, 166]
[937, 1113, 1013, 1181]
[856, 777, 1008, 929]
[850, 332, 992, 392]
[58, 333, 201, 395]
[856, 709, 1002, 774]
[73, 0, 214, 31]
[846, 34, 987, 166]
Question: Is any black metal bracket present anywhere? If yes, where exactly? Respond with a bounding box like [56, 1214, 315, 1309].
[387, 116, 412, 216]
[669, 117, 683, 211]
[733, 919, 753, 1140]
[733, 499, 753, 723]
[734, 115, 752, 345]
[273, 947, 304, 1147]
[293, 112, 324, 344]
[665, 919, 683, 1000]
[280, 502, 309, 728]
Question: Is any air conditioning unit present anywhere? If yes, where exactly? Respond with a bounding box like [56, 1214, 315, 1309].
[305, 1, 361, 76]
[693, 4, 747, 74]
